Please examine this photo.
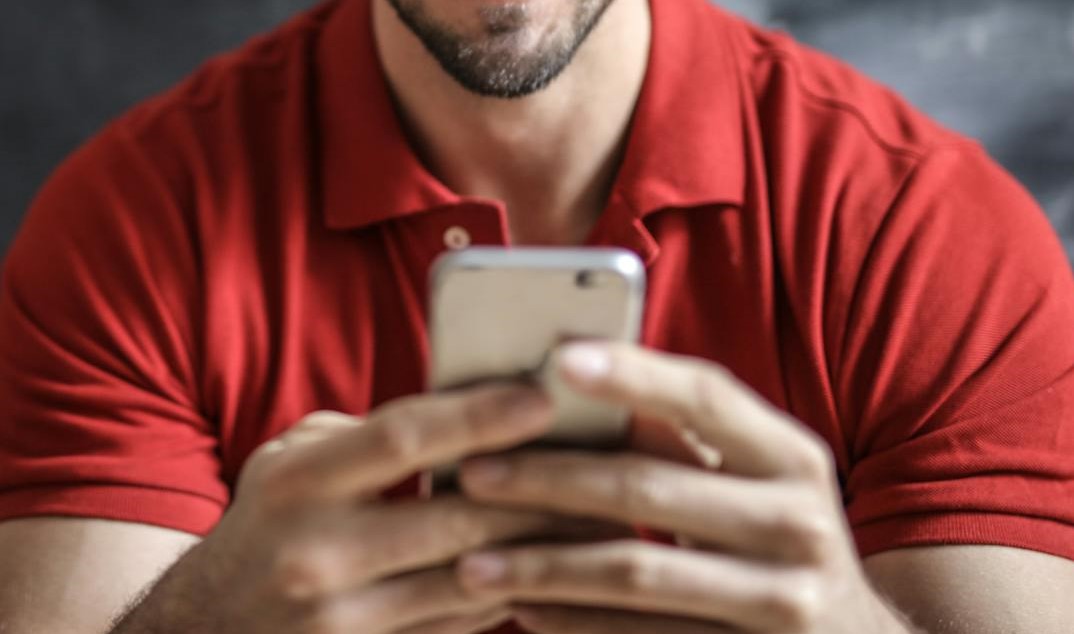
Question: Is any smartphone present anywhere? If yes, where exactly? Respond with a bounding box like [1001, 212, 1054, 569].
[427, 247, 646, 466]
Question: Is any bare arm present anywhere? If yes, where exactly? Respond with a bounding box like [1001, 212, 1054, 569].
[0, 385, 569, 634]
[0, 517, 199, 633]
[865, 545, 1074, 634]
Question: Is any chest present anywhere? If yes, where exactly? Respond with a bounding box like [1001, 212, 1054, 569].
[199, 204, 798, 486]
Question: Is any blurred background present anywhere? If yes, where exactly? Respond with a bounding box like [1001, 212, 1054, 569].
[2, 0, 1073, 259]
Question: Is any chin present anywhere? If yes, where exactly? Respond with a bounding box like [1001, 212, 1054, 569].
[388, 0, 612, 98]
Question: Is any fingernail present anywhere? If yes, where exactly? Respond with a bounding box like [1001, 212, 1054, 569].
[560, 344, 612, 383]
[460, 553, 508, 586]
[464, 457, 511, 487]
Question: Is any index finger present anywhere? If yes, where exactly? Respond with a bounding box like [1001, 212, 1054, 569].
[555, 343, 830, 479]
[273, 384, 554, 500]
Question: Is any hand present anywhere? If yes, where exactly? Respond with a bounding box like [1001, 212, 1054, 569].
[454, 343, 914, 634]
[113, 384, 606, 634]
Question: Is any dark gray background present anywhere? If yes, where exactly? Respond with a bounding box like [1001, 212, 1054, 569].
[2, 1, 1073, 258]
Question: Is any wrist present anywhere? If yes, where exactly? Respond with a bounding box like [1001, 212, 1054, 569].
[109, 539, 223, 633]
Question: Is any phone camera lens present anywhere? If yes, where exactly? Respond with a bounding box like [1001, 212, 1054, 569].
[575, 270, 596, 289]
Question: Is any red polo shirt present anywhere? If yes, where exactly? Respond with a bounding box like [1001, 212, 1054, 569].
[2, 0, 1073, 588]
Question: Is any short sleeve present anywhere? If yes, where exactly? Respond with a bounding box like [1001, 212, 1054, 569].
[0, 123, 227, 536]
[839, 143, 1074, 561]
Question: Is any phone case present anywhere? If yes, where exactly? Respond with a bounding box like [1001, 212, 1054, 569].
[428, 247, 647, 449]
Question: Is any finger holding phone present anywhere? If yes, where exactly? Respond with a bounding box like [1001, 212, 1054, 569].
[427, 248, 913, 633]
[113, 383, 572, 634]
[113, 247, 643, 634]
[452, 344, 915, 634]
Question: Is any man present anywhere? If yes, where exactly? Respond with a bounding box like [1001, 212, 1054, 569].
[1, 0, 1072, 632]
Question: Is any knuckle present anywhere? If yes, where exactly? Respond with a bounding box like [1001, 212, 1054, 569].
[439, 501, 484, 544]
[297, 410, 344, 428]
[270, 542, 341, 605]
[456, 402, 491, 444]
[380, 397, 419, 422]
[526, 561, 557, 590]
[690, 363, 744, 425]
[793, 514, 838, 563]
[765, 503, 837, 562]
[608, 544, 661, 592]
[375, 420, 423, 463]
[242, 455, 309, 514]
[760, 574, 823, 631]
[701, 360, 736, 383]
[461, 391, 495, 424]
[616, 460, 668, 516]
[794, 435, 836, 481]
[691, 370, 724, 420]
[458, 390, 507, 437]
[505, 548, 556, 588]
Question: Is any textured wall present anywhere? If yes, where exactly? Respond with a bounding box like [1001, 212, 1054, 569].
[0, 0, 320, 253]
[2, 0, 1073, 257]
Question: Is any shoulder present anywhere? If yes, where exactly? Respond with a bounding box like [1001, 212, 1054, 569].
[703, 8, 1072, 405]
[11, 1, 346, 275]
[705, 9, 1055, 282]
[715, 12, 1055, 257]
[67, 0, 344, 224]
[6, 2, 345, 311]
[716, 9, 960, 160]
[119, 1, 336, 143]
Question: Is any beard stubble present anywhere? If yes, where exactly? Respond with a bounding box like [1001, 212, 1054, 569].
[385, 0, 617, 98]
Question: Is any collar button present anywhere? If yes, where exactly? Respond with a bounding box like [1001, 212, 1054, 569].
[443, 226, 472, 250]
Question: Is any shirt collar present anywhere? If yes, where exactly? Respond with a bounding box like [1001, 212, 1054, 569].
[317, 0, 746, 231]
[612, 0, 747, 217]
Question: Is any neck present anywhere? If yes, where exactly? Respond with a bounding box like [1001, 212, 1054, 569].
[372, 0, 652, 245]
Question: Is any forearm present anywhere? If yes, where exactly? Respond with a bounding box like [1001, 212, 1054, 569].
[865, 546, 1074, 634]
[109, 539, 227, 634]
[870, 593, 925, 634]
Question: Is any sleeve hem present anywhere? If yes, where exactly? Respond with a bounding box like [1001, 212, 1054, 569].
[854, 512, 1074, 562]
[0, 484, 225, 537]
